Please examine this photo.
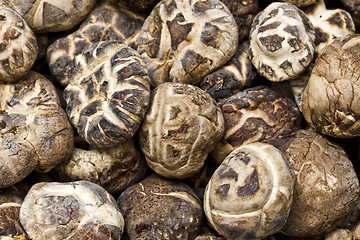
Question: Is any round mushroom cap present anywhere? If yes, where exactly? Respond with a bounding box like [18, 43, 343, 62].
[64, 41, 151, 148]
[0, 71, 74, 187]
[47, 1, 145, 87]
[0, 0, 97, 33]
[137, 0, 239, 87]
[279, 0, 319, 7]
[117, 174, 203, 239]
[139, 82, 224, 179]
[0, 6, 38, 83]
[20, 181, 124, 240]
[302, 34, 360, 138]
[52, 138, 148, 195]
[249, 2, 316, 82]
[273, 129, 360, 237]
[204, 142, 295, 240]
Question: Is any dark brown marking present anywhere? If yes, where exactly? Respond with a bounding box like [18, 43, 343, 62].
[167, 13, 193, 50]
[216, 184, 230, 199]
[259, 34, 284, 52]
[42, 2, 67, 25]
[181, 50, 208, 74]
[201, 22, 221, 48]
[169, 106, 181, 120]
[327, 12, 344, 28]
[287, 38, 301, 51]
[280, 60, 292, 74]
[167, 124, 189, 136]
[237, 169, 260, 197]
[217, 165, 238, 181]
[284, 25, 300, 38]
[234, 152, 251, 164]
[258, 21, 281, 33]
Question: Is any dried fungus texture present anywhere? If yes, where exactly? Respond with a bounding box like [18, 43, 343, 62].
[211, 86, 301, 165]
[137, 0, 239, 87]
[302, 34, 360, 138]
[325, 229, 353, 240]
[200, 41, 257, 101]
[0, 6, 37, 83]
[64, 41, 151, 148]
[194, 234, 225, 240]
[139, 83, 224, 179]
[280, 0, 319, 7]
[0, 71, 74, 188]
[0, 0, 97, 33]
[52, 139, 148, 195]
[249, 2, 315, 82]
[47, 0, 145, 86]
[341, 0, 360, 28]
[114, 0, 160, 12]
[20, 181, 124, 240]
[118, 174, 203, 240]
[273, 130, 360, 237]
[204, 143, 295, 240]
[304, 0, 355, 55]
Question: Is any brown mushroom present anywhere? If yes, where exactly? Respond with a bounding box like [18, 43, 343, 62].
[279, 0, 319, 7]
[113, 0, 160, 12]
[341, 0, 360, 28]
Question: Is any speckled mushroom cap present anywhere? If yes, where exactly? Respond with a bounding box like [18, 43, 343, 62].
[52, 139, 148, 195]
[0, 71, 74, 188]
[0, 6, 37, 83]
[47, 0, 145, 86]
[117, 174, 203, 239]
[249, 2, 316, 82]
[211, 86, 302, 165]
[0, 0, 97, 33]
[304, 0, 355, 55]
[204, 142, 295, 240]
[302, 34, 360, 138]
[139, 82, 224, 179]
[270, 129, 360, 237]
[280, 0, 319, 7]
[20, 181, 124, 240]
[64, 41, 151, 148]
[137, 0, 239, 87]
[341, 0, 360, 28]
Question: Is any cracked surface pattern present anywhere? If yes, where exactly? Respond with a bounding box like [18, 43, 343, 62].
[20, 181, 124, 240]
[137, 0, 238, 87]
[47, 0, 145, 86]
[272, 129, 360, 237]
[249, 2, 315, 82]
[302, 34, 360, 138]
[0, 0, 97, 33]
[0, 6, 37, 83]
[204, 142, 295, 240]
[117, 174, 203, 240]
[139, 82, 224, 179]
[0, 71, 74, 188]
[64, 41, 151, 148]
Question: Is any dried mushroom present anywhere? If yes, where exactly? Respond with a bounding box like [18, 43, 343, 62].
[289, 63, 313, 111]
[341, 0, 360, 28]
[249, 2, 316, 82]
[0, 6, 38, 83]
[325, 229, 353, 240]
[200, 41, 257, 101]
[0, 0, 97, 33]
[302, 34, 360, 138]
[304, 0, 355, 54]
[139, 82, 224, 179]
[280, 0, 319, 7]
[47, 0, 145, 86]
[20, 181, 124, 240]
[52, 139, 148, 195]
[113, 0, 160, 12]
[118, 174, 203, 239]
[211, 86, 301, 165]
[0, 71, 74, 188]
[271, 129, 360, 237]
[64, 41, 151, 148]
[137, 0, 239, 87]
[194, 233, 225, 240]
[204, 142, 295, 240]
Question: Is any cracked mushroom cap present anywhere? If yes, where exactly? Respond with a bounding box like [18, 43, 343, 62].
[0, 71, 74, 188]
[137, 0, 239, 87]
[302, 34, 360, 138]
[204, 142, 295, 240]
[20, 181, 124, 240]
[64, 41, 151, 148]
[271, 129, 360, 237]
[249, 2, 316, 82]
[117, 174, 203, 239]
[139, 82, 224, 179]
[0, 0, 97, 33]
[0, 6, 38, 83]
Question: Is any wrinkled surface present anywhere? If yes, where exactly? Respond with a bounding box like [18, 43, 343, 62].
[139, 82, 224, 179]
[20, 181, 124, 240]
[118, 174, 203, 240]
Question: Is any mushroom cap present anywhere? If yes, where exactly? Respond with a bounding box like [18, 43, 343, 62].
[0, 6, 38, 83]
[249, 2, 316, 82]
[139, 82, 224, 179]
[204, 142, 295, 240]
[137, 0, 239, 87]
[302, 34, 360, 138]
[280, 0, 319, 7]
[0, 0, 97, 33]
[341, 0, 360, 28]
[64, 41, 151, 148]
